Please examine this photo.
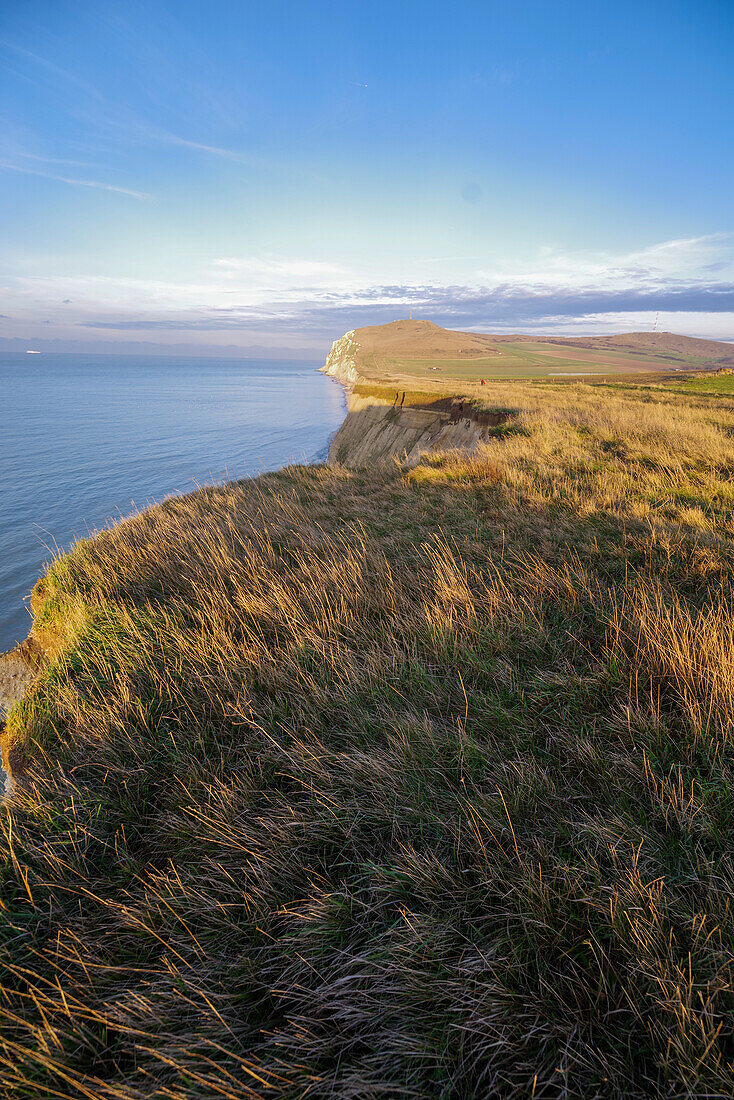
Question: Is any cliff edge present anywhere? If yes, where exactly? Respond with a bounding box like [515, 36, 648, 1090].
[321, 323, 514, 468]
[327, 391, 512, 468]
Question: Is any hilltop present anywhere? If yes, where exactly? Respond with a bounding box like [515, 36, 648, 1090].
[346, 318, 499, 359]
[323, 319, 734, 389]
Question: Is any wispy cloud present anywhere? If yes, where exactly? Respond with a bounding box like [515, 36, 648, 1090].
[0, 38, 317, 186]
[157, 133, 254, 161]
[0, 161, 149, 199]
[11, 151, 104, 169]
[213, 257, 345, 281]
[151, 130, 324, 181]
[0, 39, 106, 101]
[476, 233, 734, 291]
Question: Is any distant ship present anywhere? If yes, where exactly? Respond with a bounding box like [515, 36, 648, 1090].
[25, 350, 41, 354]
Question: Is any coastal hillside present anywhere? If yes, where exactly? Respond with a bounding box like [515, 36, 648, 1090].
[321, 319, 734, 388]
[519, 330, 734, 360]
[3, 369, 734, 1095]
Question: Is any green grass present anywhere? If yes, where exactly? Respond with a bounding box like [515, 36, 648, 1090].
[361, 341, 693, 383]
[3, 381, 734, 1096]
[680, 373, 734, 395]
[371, 352, 602, 380]
[353, 382, 447, 404]
[496, 341, 621, 372]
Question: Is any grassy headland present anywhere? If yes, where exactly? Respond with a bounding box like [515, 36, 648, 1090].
[3, 344, 734, 1095]
[334, 319, 734, 386]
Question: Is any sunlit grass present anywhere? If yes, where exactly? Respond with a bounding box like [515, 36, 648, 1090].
[680, 372, 734, 395]
[3, 380, 734, 1095]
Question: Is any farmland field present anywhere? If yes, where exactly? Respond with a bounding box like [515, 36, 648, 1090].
[348, 321, 732, 387]
[362, 345, 681, 384]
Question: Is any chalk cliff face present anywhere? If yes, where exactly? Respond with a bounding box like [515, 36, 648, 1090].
[327, 395, 509, 469]
[320, 330, 362, 386]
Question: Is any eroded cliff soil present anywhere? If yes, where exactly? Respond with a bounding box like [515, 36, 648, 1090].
[327, 394, 510, 468]
[0, 640, 39, 723]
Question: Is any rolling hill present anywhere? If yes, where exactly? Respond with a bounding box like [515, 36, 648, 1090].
[336, 319, 734, 386]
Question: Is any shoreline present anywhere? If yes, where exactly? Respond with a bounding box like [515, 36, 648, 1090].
[1, 315, 714, 786]
[0, 362, 353, 792]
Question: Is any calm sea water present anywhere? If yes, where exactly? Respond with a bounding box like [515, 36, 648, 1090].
[1, 353, 346, 653]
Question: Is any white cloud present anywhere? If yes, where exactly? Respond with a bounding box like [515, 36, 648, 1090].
[476, 233, 734, 291]
[538, 310, 734, 342]
[213, 257, 346, 282]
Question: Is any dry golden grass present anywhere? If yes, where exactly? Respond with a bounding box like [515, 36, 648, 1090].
[3, 379, 734, 1097]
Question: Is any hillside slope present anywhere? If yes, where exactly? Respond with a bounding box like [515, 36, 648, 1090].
[519, 330, 734, 361]
[3, 379, 734, 1095]
[321, 319, 734, 387]
[350, 318, 500, 359]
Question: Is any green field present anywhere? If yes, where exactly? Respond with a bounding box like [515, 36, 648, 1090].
[364, 341, 681, 382]
[678, 373, 734, 395]
[367, 353, 606, 381]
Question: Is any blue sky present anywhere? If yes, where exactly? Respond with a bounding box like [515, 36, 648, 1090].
[1, 0, 733, 356]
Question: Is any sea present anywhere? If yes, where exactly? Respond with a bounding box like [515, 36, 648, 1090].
[1, 352, 346, 653]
